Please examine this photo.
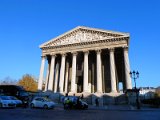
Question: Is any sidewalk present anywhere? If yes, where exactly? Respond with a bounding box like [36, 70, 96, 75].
[54, 103, 160, 111]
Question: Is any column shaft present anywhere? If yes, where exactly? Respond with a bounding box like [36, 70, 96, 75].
[54, 63, 60, 92]
[109, 48, 117, 92]
[71, 52, 77, 93]
[91, 63, 95, 93]
[124, 47, 132, 89]
[65, 62, 69, 93]
[38, 56, 46, 90]
[83, 51, 89, 92]
[59, 54, 66, 92]
[96, 50, 102, 93]
[44, 63, 50, 91]
[48, 55, 56, 91]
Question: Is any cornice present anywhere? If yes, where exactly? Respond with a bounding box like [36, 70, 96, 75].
[42, 37, 128, 56]
[41, 36, 129, 50]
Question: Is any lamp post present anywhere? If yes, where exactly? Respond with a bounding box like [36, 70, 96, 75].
[129, 70, 140, 109]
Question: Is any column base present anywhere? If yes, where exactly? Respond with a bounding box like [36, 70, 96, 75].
[96, 90, 103, 94]
[95, 91, 103, 94]
[110, 90, 117, 93]
[82, 90, 91, 93]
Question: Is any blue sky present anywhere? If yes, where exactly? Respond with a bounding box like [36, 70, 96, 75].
[0, 0, 159, 87]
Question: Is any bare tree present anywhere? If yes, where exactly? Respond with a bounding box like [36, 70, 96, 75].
[0, 76, 17, 85]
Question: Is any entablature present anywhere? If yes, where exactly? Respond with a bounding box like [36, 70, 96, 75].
[42, 37, 128, 56]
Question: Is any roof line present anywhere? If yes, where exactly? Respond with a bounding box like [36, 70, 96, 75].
[40, 26, 129, 48]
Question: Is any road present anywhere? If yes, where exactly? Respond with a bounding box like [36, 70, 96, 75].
[0, 108, 160, 120]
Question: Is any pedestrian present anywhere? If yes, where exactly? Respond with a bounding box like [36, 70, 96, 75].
[64, 98, 70, 109]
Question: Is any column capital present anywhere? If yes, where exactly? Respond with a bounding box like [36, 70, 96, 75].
[123, 46, 129, 51]
[83, 50, 89, 54]
[109, 48, 115, 52]
[50, 53, 57, 56]
[41, 55, 46, 58]
[61, 52, 67, 57]
[96, 49, 101, 54]
[71, 51, 78, 56]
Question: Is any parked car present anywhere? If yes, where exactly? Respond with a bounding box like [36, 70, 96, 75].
[63, 96, 88, 109]
[0, 96, 16, 108]
[0, 85, 29, 105]
[30, 97, 55, 109]
[7, 96, 22, 107]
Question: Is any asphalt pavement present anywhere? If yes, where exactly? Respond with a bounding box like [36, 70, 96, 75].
[0, 104, 160, 120]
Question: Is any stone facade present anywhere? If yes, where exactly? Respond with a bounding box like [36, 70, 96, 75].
[38, 26, 132, 95]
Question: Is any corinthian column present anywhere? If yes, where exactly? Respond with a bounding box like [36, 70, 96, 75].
[83, 51, 89, 92]
[54, 62, 60, 93]
[44, 62, 50, 91]
[48, 54, 56, 91]
[71, 52, 77, 93]
[64, 62, 69, 93]
[96, 50, 102, 93]
[59, 53, 66, 93]
[109, 48, 117, 92]
[123, 47, 132, 89]
[38, 55, 46, 91]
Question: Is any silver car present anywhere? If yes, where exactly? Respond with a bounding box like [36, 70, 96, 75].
[7, 96, 22, 107]
[30, 97, 55, 109]
[0, 96, 16, 108]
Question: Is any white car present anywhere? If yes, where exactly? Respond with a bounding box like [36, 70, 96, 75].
[7, 96, 22, 107]
[0, 96, 16, 108]
[30, 97, 55, 109]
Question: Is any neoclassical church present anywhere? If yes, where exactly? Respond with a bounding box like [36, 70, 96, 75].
[38, 26, 132, 96]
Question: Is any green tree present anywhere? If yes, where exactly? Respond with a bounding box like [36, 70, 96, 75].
[18, 74, 38, 92]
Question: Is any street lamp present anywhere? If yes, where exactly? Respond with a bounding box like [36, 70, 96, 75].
[129, 70, 140, 109]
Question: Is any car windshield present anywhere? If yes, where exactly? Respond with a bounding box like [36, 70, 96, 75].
[43, 97, 52, 102]
[19, 91, 28, 96]
[0, 96, 10, 100]
[9, 96, 18, 100]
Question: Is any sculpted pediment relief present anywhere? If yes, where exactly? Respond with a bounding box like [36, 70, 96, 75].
[40, 26, 129, 48]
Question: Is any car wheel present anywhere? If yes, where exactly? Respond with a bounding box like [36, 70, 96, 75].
[43, 104, 48, 109]
[30, 103, 34, 108]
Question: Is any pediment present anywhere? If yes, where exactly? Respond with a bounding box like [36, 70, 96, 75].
[40, 26, 129, 48]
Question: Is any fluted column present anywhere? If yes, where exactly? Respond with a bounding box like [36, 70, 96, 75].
[65, 62, 69, 93]
[48, 54, 56, 91]
[83, 51, 89, 92]
[54, 62, 60, 93]
[91, 63, 95, 93]
[109, 48, 117, 92]
[123, 47, 132, 89]
[38, 55, 46, 91]
[59, 53, 66, 93]
[71, 52, 77, 93]
[44, 63, 50, 91]
[96, 50, 102, 93]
